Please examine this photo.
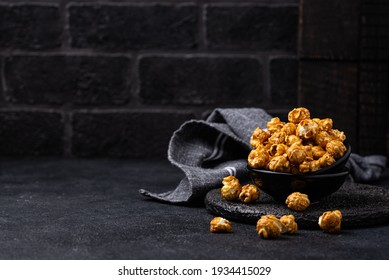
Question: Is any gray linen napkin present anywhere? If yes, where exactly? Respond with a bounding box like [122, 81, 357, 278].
[139, 108, 387, 204]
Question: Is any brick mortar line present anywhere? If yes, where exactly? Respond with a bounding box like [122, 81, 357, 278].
[129, 52, 142, 107]
[0, 49, 297, 57]
[61, 0, 71, 49]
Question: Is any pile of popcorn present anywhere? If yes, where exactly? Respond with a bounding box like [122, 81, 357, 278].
[248, 107, 347, 173]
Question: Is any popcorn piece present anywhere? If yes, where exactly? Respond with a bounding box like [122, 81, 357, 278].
[269, 144, 288, 157]
[285, 192, 310, 211]
[267, 117, 285, 133]
[326, 140, 347, 159]
[281, 123, 296, 135]
[318, 153, 336, 168]
[256, 215, 285, 239]
[221, 175, 241, 201]
[268, 131, 286, 144]
[288, 107, 311, 124]
[296, 119, 319, 140]
[210, 217, 232, 233]
[287, 145, 308, 165]
[299, 160, 321, 173]
[315, 131, 334, 148]
[311, 145, 326, 159]
[280, 215, 298, 234]
[250, 127, 271, 148]
[248, 148, 270, 169]
[239, 184, 260, 203]
[285, 135, 302, 146]
[319, 118, 333, 131]
[267, 155, 291, 173]
[318, 210, 342, 233]
[329, 129, 346, 142]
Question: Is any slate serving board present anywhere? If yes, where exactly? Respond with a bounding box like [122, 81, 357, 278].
[205, 182, 389, 229]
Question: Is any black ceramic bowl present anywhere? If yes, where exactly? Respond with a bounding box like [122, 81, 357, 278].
[248, 167, 349, 203]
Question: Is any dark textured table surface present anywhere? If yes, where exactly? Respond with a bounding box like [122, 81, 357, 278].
[0, 159, 388, 260]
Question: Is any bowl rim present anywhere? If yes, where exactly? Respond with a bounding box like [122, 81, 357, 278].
[247, 165, 350, 179]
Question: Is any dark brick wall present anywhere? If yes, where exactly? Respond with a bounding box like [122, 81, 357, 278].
[0, 0, 299, 158]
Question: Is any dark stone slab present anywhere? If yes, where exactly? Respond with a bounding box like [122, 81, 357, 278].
[68, 4, 197, 50]
[139, 56, 263, 105]
[0, 159, 388, 260]
[205, 182, 389, 229]
[4, 55, 131, 105]
[0, 4, 61, 50]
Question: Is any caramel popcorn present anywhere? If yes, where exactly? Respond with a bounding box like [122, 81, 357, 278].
[285, 192, 310, 211]
[318, 210, 342, 233]
[319, 118, 333, 131]
[285, 135, 302, 146]
[248, 148, 269, 169]
[296, 119, 319, 140]
[239, 184, 260, 203]
[256, 215, 285, 239]
[287, 145, 308, 165]
[280, 215, 298, 234]
[267, 117, 285, 133]
[311, 145, 326, 159]
[250, 127, 270, 148]
[318, 153, 336, 168]
[288, 107, 310, 123]
[326, 140, 347, 159]
[210, 217, 232, 233]
[267, 155, 291, 173]
[329, 129, 346, 141]
[281, 122, 296, 135]
[315, 131, 334, 148]
[269, 144, 288, 157]
[299, 159, 321, 173]
[268, 131, 286, 144]
[248, 107, 347, 174]
[221, 176, 241, 201]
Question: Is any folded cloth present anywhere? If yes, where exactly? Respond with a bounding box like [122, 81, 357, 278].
[139, 108, 387, 204]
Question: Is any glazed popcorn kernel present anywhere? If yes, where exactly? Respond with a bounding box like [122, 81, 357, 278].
[299, 159, 321, 173]
[286, 145, 308, 165]
[319, 118, 333, 131]
[256, 215, 284, 239]
[248, 148, 270, 169]
[210, 217, 232, 233]
[326, 140, 347, 159]
[285, 192, 310, 211]
[221, 175, 241, 201]
[288, 107, 311, 124]
[250, 127, 270, 148]
[318, 153, 336, 168]
[311, 145, 326, 159]
[268, 131, 287, 145]
[285, 135, 302, 146]
[318, 210, 342, 233]
[281, 122, 297, 136]
[269, 143, 288, 157]
[267, 155, 291, 173]
[329, 129, 346, 142]
[296, 119, 319, 140]
[280, 215, 298, 234]
[315, 130, 334, 148]
[267, 117, 285, 133]
[239, 184, 260, 203]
